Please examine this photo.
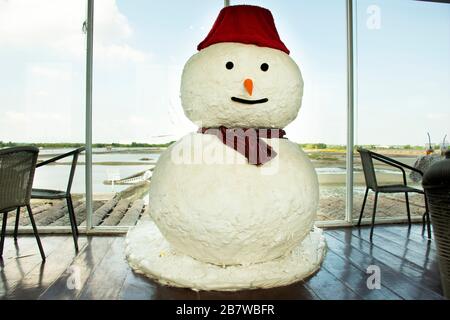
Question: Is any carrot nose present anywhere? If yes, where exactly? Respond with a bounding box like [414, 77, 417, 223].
[244, 78, 253, 96]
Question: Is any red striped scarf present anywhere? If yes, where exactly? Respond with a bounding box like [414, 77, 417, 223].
[198, 127, 286, 166]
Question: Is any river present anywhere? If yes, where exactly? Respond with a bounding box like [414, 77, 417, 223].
[33, 148, 421, 197]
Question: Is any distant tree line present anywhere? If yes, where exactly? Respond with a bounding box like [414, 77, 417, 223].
[300, 143, 346, 150]
[1, 140, 434, 151]
[300, 144, 430, 151]
[0, 141, 175, 149]
[355, 144, 427, 150]
[299, 143, 328, 150]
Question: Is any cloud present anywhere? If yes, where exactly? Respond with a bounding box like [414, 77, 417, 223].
[95, 43, 147, 64]
[0, 0, 149, 64]
[0, 111, 76, 142]
[4, 111, 63, 122]
[427, 113, 449, 120]
[31, 65, 72, 81]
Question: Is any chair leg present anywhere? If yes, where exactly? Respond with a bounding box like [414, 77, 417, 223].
[66, 197, 79, 252]
[424, 194, 432, 240]
[68, 196, 79, 237]
[358, 187, 369, 226]
[14, 207, 20, 241]
[405, 192, 411, 226]
[0, 212, 7, 258]
[370, 192, 379, 242]
[26, 205, 45, 261]
[426, 211, 432, 239]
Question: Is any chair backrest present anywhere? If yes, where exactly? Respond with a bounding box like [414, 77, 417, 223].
[0, 146, 39, 212]
[66, 147, 85, 194]
[357, 148, 378, 190]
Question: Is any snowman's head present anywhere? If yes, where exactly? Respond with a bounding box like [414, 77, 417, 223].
[180, 5, 303, 129]
[181, 42, 303, 129]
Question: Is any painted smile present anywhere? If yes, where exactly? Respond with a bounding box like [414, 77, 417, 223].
[231, 97, 269, 105]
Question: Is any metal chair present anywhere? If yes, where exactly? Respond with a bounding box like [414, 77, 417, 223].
[15, 147, 85, 252]
[0, 146, 45, 261]
[357, 148, 431, 241]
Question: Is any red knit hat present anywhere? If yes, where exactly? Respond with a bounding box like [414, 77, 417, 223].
[197, 5, 290, 55]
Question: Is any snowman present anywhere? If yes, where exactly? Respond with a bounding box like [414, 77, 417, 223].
[126, 5, 326, 291]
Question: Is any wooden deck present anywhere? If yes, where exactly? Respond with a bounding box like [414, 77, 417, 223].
[5, 196, 146, 228]
[0, 223, 444, 300]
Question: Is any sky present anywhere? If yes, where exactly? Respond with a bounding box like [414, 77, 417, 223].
[0, 0, 448, 146]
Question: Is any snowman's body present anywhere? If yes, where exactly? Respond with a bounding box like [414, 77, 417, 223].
[149, 133, 319, 266]
[126, 6, 326, 291]
[148, 42, 320, 266]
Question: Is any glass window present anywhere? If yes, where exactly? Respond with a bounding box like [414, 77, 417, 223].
[0, 0, 87, 228]
[238, 0, 349, 222]
[91, 0, 222, 228]
[4, 1, 446, 232]
[354, 0, 450, 222]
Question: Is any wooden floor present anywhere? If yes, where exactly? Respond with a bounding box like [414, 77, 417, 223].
[0, 223, 445, 300]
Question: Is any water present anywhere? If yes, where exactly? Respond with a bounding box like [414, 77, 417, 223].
[315, 167, 346, 175]
[33, 149, 419, 195]
[34, 149, 160, 194]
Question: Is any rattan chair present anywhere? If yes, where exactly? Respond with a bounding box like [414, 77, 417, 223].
[0, 146, 45, 261]
[16, 147, 85, 252]
[357, 148, 431, 241]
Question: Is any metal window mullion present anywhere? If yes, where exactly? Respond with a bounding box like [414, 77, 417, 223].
[346, 0, 355, 223]
[85, 0, 94, 230]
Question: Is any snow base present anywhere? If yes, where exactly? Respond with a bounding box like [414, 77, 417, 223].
[125, 216, 326, 292]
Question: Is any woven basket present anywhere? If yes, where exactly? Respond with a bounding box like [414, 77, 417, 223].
[426, 187, 450, 298]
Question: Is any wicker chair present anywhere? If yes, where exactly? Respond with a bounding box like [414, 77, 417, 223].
[0, 147, 45, 261]
[15, 147, 85, 252]
[357, 148, 431, 241]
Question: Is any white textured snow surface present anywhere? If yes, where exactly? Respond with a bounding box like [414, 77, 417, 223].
[181, 42, 304, 129]
[125, 216, 326, 292]
[148, 135, 320, 266]
[125, 39, 327, 291]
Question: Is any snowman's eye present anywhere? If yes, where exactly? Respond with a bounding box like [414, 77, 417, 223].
[260, 63, 269, 72]
[226, 62, 234, 70]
